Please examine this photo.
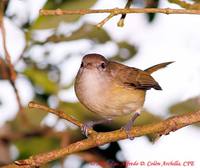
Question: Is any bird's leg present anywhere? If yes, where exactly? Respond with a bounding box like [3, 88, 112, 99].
[81, 118, 112, 137]
[122, 111, 141, 140]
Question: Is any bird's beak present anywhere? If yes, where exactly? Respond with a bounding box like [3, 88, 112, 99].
[85, 63, 94, 69]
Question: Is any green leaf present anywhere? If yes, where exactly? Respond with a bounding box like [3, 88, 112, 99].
[32, 0, 97, 29]
[169, 97, 200, 126]
[23, 66, 59, 94]
[45, 24, 111, 44]
[58, 101, 100, 122]
[110, 41, 137, 62]
[169, 97, 200, 115]
[14, 137, 59, 159]
[9, 105, 47, 132]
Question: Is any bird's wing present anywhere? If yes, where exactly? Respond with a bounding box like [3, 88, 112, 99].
[119, 67, 162, 90]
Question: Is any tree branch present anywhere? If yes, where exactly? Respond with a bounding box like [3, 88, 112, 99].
[0, 1, 27, 122]
[0, 1, 16, 82]
[3, 107, 199, 168]
[28, 101, 96, 135]
[39, 7, 200, 28]
[40, 8, 200, 16]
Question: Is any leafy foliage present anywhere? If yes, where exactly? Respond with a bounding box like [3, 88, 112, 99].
[24, 65, 60, 94]
[32, 0, 97, 29]
[14, 137, 60, 159]
[45, 24, 111, 44]
[169, 97, 200, 115]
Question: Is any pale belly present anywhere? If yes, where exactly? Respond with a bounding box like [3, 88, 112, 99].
[75, 70, 146, 117]
[87, 86, 145, 117]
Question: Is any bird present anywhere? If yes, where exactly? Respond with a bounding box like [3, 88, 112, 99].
[74, 53, 173, 139]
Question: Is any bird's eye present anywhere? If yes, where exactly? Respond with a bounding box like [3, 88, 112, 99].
[100, 62, 106, 69]
[80, 62, 84, 68]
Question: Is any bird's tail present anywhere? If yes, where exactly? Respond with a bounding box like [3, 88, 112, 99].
[144, 62, 174, 74]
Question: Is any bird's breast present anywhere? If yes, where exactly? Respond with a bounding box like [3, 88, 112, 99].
[75, 70, 146, 117]
[75, 70, 110, 110]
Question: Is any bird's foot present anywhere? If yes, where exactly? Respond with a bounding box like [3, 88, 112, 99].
[81, 121, 95, 137]
[81, 119, 113, 137]
[122, 122, 135, 140]
[122, 112, 140, 140]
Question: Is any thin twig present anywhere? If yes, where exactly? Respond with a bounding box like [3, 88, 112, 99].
[169, 0, 200, 10]
[117, 0, 133, 27]
[5, 110, 199, 167]
[40, 8, 200, 16]
[28, 101, 96, 135]
[40, 7, 200, 28]
[0, 2, 16, 81]
[0, 1, 27, 122]
[97, 13, 116, 28]
[0, 56, 9, 79]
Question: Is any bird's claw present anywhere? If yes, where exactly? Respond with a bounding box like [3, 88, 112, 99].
[81, 121, 94, 137]
[122, 123, 135, 140]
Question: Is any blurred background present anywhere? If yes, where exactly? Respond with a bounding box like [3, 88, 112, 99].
[0, 0, 200, 167]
